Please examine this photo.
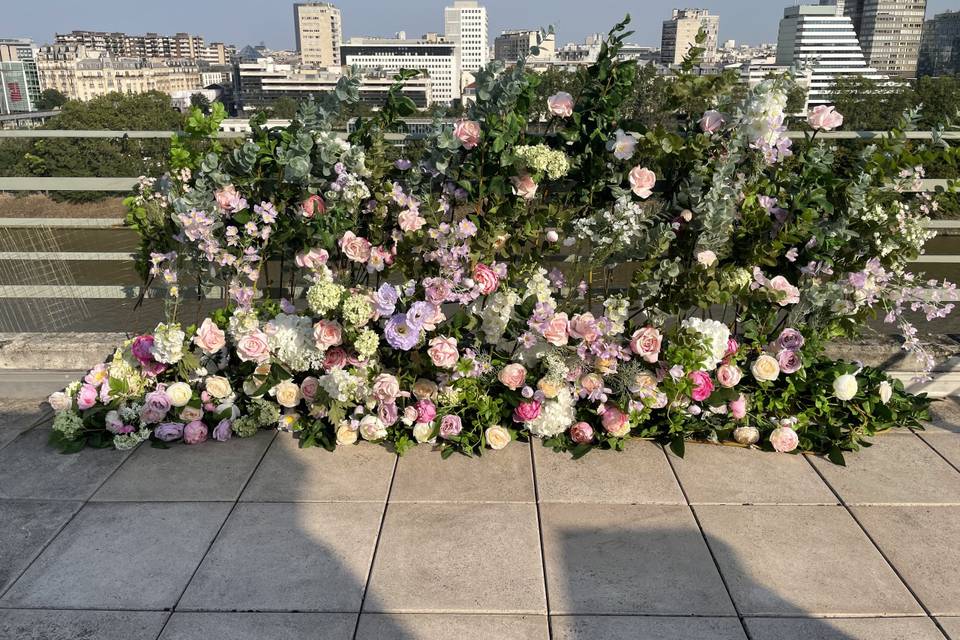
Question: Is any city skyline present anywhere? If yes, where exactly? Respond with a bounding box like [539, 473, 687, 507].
[8, 0, 956, 51]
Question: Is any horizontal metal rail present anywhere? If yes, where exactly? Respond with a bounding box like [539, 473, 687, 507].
[0, 217, 127, 228]
[0, 177, 139, 191]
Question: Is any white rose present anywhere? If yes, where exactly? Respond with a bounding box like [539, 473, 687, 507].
[274, 380, 302, 409]
[485, 425, 511, 450]
[413, 422, 434, 443]
[878, 380, 893, 404]
[833, 374, 858, 401]
[751, 355, 780, 382]
[47, 391, 72, 413]
[696, 250, 717, 267]
[180, 406, 203, 422]
[359, 415, 387, 441]
[204, 376, 232, 399]
[166, 382, 193, 407]
[336, 423, 358, 446]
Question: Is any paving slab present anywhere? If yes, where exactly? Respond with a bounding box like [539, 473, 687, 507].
[159, 612, 357, 640]
[938, 618, 960, 640]
[0, 397, 50, 430]
[0, 428, 131, 500]
[669, 443, 837, 505]
[0, 609, 169, 640]
[549, 615, 747, 639]
[92, 430, 274, 502]
[241, 436, 396, 502]
[179, 502, 383, 612]
[0, 426, 26, 451]
[852, 506, 960, 616]
[539, 503, 734, 616]
[745, 616, 946, 639]
[532, 441, 684, 504]
[810, 433, 960, 505]
[695, 505, 922, 616]
[921, 398, 960, 433]
[364, 503, 546, 613]
[0, 501, 232, 610]
[0, 500, 81, 595]
[355, 613, 549, 639]
[917, 433, 960, 470]
[389, 441, 535, 503]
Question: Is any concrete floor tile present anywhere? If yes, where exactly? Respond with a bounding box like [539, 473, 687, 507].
[0, 398, 50, 430]
[539, 503, 734, 615]
[159, 612, 357, 640]
[921, 398, 960, 434]
[0, 428, 131, 500]
[533, 441, 684, 504]
[0, 500, 81, 594]
[938, 618, 960, 640]
[0, 501, 231, 609]
[550, 615, 747, 639]
[92, 430, 274, 502]
[852, 506, 960, 616]
[364, 503, 546, 613]
[355, 614, 549, 639]
[917, 433, 960, 470]
[746, 616, 946, 639]
[810, 434, 960, 505]
[695, 505, 922, 616]
[390, 442, 534, 503]
[669, 443, 837, 505]
[241, 436, 396, 502]
[179, 502, 383, 612]
[0, 609, 168, 640]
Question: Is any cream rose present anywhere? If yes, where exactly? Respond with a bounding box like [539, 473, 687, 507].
[833, 374, 858, 401]
[274, 380, 302, 409]
[751, 355, 780, 382]
[485, 425, 511, 450]
[179, 406, 202, 422]
[878, 380, 893, 404]
[413, 422, 434, 443]
[359, 415, 387, 441]
[716, 364, 743, 388]
[336, 423, 358, 446]
[204, 376, 232, 399]
[166, 382, 193, 407]
[412, 378, 438, 400]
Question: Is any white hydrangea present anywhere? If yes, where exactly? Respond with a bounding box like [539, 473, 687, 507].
[152, 323, 185, 364]
[680, 317, 730, 371]
[527, 388, 576, 438]
[113, 428, 150, 451]
[524, 268, 555, 304]
[318, 368, 364, 403]
[264, 313, 323, 372]
[479, 289, 520, 344]
[603, 295, 629, 335]
[228, 309, 260, 338]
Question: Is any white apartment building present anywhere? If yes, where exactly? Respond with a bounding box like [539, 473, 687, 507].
[294, 2, 343, 67]
[444, 0, 488, 78]
[661, 8, 720, 65]
[776, 4, 887, 105]
[341, 35, 459, 103]
[494, 29, 556, 64]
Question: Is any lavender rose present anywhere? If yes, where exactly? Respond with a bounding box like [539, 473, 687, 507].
[154, 422, 184, 442]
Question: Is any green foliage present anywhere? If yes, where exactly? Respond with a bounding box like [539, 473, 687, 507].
[35, 88, 68, 110]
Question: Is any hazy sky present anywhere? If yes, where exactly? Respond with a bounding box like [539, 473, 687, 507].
[6, 0, 956, 49]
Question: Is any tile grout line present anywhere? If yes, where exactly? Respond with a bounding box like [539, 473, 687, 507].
[660, 444, 754, 640]
[912, 429, 960, 475]
[528, 441, 554, 640]
[153, 430, 278, 640]
[801, 453, 952, 639]
[350, 448, 401, 640]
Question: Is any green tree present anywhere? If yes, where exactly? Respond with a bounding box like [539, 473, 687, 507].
[267, 96, 300, 119]
[914, 76, 960, 128]
[830, 76, 917, 130]
[189, 92, 211, 115]
[35, 88, 68, 110]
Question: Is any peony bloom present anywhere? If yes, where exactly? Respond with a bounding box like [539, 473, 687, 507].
[770, 425, 799, 453]
[154, 422, 184, 442]
[547, 91, 574, 117]
[300, 194, 326, 218]
[689, 371, 715, 402]
[630, 327, 662, 363]
[511, 174, 538, 200]
[339, 231, 372, 263]
[542, 313, 570, 346]
[140, 389, 171, 423]
[372, 373, 401, 402]
[699, 110, 725, 133]
[485, 425, 512, 449]
[323, 347, 347, 370]
[776, 328, 805, 352]
[833, 374, 858, 401]
[415, 399, 437, 423]
[76, 384, 99, 411]
[212, 419, 232, 442]
[295, 248, 329, 271]
[498, 363, 527, 391]
[725, 338, 739, 358]
[808, 105, 843, 131]
[569, 421, 594, 444]
[166, 382, 193, 408]
[313, 320, 344, 351]
[878, 380, 893, 404]
[751, 354, 781, 382]
[777, 349, 803, 374]
[473, 263, 500, 295]
[183, 420, 208, 445]
[439, 414, 463, 439]
[513, 400, 542, 423]
[378, 402, 399, 426]
[193, 318, 226, 355]
[236, 330, 270, 363]
[733, 425, 759, 445]
[628, 166, 656, 199]
[454, 118, 481, 149]
[729, 394, 748, 419]
[427, 336, 459, 369]
[716, 364, 742, 388]
[600, 405, 630, 437]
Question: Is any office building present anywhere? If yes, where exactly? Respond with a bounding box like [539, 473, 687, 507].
[342, 34, 460, 102]
[661, 8, 720, 65]
[294, 2, 342, 67]
[833, 0, 927, 77]
[444, 0, 489, 75]
[917, 10, 960, 77]
[494, 29, 556, 63]
[0, 38, 41, 113]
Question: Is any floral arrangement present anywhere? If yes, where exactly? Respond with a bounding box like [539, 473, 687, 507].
[48, 19, 956, 464]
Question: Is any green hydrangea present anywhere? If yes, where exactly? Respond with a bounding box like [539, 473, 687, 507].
[249, 397, 281, 427]
[307, 281, 345, 316]
[514, 144, 571, 180]
[354, 329, 379, 359]
[52, 411, 85, 440]
[342, 294, 373, 327]
[232, 416, 260, 438]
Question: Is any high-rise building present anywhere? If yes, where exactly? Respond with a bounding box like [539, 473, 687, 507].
[660, 8, 719, 65]
[293, 2, 342, 67]
[341, 34, 460, 103]
[0, 38, 41, 113]
[917, 10, 960, 77]
[838, 0, 927, 77]
[777, 3, 886, 105]
[494, 29, 555, 64]
[444, 0, 489, 76]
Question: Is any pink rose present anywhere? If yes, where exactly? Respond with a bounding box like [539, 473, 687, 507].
[689, 371, 715, 402]
[427, 336, 459, 369]
[729, 394, 747, 420]
[511, 173, 538, 200]
[600, 405, 630, 437]
[498, 363, 527, 391]
[513, 400, 542, 423]
[236, 330, 270, 363]
[473, 263, 499, 295]
[699, 110, 725, 133]
[300, 376, 320, 402]
[323, 347, 347, 370]
[295, 248, 329, 270]
[769, 275, 800, 306]
[183, 420, 209, 445]
[568, 312, 600, 343]
[628, 166, 656, 199]
[378, 402, 399, 426]
[570, 421, 594, 444]
[339, 231, 372, 263]
[214, 185, 244, 213]
[372, 373, 401, 402]
[630, 327, 662, 363]
[415, 399, 437, 423]
[716, 364, 742, 388]
[725, 338, 739, 358]
[439, 414, 463, 439]
[313, 320, 343, 351]
[77, 384, 98, 410]
[808, 105, 843, 131]
[453, 119, 481, 149]
[770, 425, 799, 453]
[398, 209, 426, 233]
[547, 91, 574, 117]
[193, 318, 226, 355]
[542, 313, 569, 346]
[300, 194, 326, 218]
[777, 349, 803, 374]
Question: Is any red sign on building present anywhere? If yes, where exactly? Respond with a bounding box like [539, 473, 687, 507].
[7, 82, 22, 102]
